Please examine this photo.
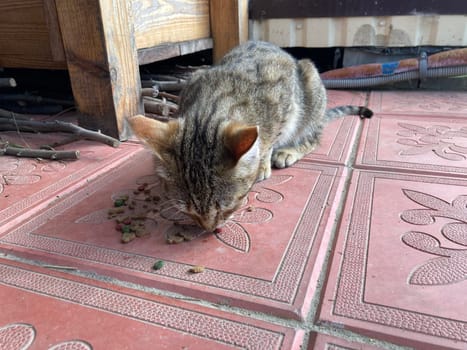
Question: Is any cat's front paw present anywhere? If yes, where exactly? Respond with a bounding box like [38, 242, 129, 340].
[256, 162, 272, 182]
[272, 149, 302, 168]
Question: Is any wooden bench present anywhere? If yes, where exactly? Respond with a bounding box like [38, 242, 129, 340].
[0, 0, 248, 139]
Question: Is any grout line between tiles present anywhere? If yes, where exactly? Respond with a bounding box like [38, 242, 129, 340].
[299, 91, 411, 350]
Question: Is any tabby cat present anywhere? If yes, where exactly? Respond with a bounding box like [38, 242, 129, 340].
[129, 41, 372, 231]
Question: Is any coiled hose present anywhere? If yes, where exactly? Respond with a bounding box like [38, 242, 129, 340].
[321, 48, 467, 89]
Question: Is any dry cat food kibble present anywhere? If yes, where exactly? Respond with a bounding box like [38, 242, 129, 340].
[107, 192, 154, 243]
[165, 224, 204, 244]
[152, 260, 164, 270]
[129, 41, 373, 232]
[121, 232, 136, 243]
[166, 233, 185, 244]
[188, 265, 205, 274]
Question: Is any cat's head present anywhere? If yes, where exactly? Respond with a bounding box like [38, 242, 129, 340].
[128, 115, 260, 231]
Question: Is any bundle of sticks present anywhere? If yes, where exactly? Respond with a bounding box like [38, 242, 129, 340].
[0, 65, 202, 160]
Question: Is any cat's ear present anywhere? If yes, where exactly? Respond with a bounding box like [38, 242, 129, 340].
[128, 115, 179, 159]
[223, 122, 259, 163]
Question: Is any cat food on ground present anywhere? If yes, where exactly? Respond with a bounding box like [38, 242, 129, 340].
[114, 195, 129, 207]
[188, 265, 205, 274]
[166, 224, 205, 244]
[121, 231, 136, 243]
[108, 207, 125, 219]
[128, 41, 373, 232]
[152, 260, 164, 270]
[166, 233, 185, 244]
[137, 183, 148, 192]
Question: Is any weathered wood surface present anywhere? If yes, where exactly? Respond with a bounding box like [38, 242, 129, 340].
[0, 0, 66, 69]
[131, 0, 210, 49]
[138, 38, 212, 65]
[55, 0, 143, 140]
[210, 0, 248, 63]
[43, 0, 66, 62]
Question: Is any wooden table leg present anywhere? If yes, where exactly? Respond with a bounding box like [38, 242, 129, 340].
[55, 0, 143, 140]
[210, 0, 248, 63]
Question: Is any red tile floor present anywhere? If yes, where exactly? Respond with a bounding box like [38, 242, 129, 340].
[1, 90, 466, 350]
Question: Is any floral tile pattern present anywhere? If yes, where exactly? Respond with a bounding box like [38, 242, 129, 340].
[356, 114, 467, 177]
[1, 90, 467, 349]
[368, 91, 467, 117]
[0, 133, 143, 231]
[318, 170, 467, 350]
[0, 150, 347, 320]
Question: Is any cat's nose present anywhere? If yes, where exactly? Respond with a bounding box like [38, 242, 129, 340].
[200, 222, 218, 232]
[199, 219, 221, 232]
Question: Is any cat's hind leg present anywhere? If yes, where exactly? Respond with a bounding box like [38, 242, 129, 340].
[272, 137, 319, 168]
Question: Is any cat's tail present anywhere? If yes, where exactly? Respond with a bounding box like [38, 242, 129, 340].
[325, 106, 373, 121]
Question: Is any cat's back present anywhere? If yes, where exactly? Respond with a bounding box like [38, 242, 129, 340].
[220, 41, 297, 84]
[178, 41, 298, 117]
[220, 41, 292, 67]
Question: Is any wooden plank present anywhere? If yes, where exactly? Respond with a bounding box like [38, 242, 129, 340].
[55, 0, 143, 140]
[210, 0, 248, 63]
[0, 0, 65, 69]
[138, 38, 213, 65]
[131, 0, 210, 50]
[43, 0, 66, 62]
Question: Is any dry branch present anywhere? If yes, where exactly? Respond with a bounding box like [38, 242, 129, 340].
[0, 117, 120, 147]
[141, 80, 186, 92]
[0, 78, 17, 88]
[142, 87, 158, 97]
[143, 96, 178, 117]
[1, 142, 80, 160]
[0, 94, 74, 106]
[157, 91, 180, 103]
[0, 108, 30, 120]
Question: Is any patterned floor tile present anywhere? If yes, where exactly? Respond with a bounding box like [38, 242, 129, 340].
[0, 150, 347, 320]
[0, 131, 143, 231]
[304, 90, 368, 165]
[0, 258, 303, 350]
[355, 113, 467, 177]
[318, 169, 467, 350]
[368, 91, 467, 117]
[308, 333, 385, 350]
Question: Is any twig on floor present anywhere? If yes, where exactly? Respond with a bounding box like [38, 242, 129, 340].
[0, 78, 17, 88]
[0, 117, 120, 147]
[0, 108, 30, 120]
[0, 142, 80, 160]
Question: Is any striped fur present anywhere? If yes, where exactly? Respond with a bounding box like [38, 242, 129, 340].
[129, 41, 373, 231]
[325, 106, 373, 121]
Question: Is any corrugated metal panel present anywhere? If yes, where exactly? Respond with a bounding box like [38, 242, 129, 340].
[250, 15, 467, 47]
